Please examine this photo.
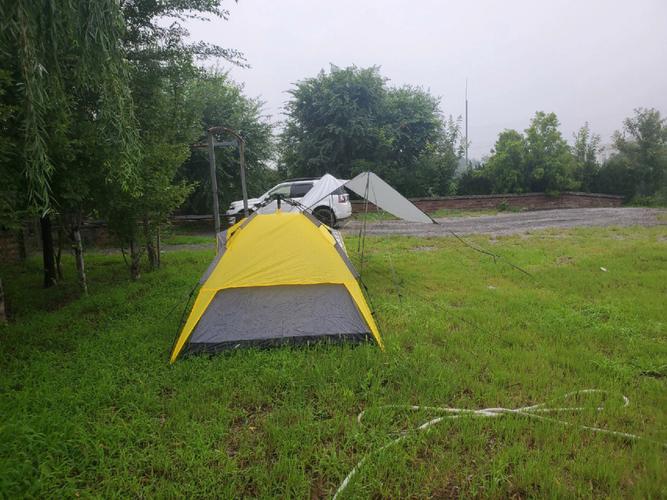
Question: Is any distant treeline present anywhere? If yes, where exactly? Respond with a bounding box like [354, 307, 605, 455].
[277, 65, 666, 205]
[458, 109, 666, 204]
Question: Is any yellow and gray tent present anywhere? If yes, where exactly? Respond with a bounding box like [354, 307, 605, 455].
[170, 210, 382, 362]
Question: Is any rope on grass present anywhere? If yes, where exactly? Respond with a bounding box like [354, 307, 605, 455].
[445, 228, 534, 278]
[333, 389, 666, 499]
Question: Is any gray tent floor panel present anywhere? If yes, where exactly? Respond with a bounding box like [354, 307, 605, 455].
[187, 284, 371, 349]
[184, 332, 373, 355]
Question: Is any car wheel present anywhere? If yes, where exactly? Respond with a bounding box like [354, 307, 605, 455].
[313, 207, 336, 226]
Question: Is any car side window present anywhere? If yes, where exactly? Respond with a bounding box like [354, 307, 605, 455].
[290, 182, 313, 198]
[268, 184, 291, 197]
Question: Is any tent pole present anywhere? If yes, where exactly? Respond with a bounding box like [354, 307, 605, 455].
[358, 173, 371, 278]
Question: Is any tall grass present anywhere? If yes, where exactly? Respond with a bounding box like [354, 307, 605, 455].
[0, 226, 665, 497]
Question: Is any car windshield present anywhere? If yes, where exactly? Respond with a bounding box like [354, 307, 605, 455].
[264, 184, 291, 198]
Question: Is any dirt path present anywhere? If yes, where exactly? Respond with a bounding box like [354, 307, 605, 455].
[340, 207, 666, 237]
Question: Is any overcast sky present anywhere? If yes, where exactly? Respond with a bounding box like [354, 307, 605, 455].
[186, 0, 667, 159]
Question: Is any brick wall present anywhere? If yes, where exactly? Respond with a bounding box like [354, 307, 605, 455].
[0, 231, 21, 263]
[351, 192, 624, 213]
[0, 192, 625, 263]
[0, 221, 112, 265]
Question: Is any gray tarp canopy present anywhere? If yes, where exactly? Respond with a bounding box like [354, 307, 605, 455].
[344, 172, 434, 224]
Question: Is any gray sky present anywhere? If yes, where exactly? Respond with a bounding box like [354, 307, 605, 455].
[187, 0, 667, 159]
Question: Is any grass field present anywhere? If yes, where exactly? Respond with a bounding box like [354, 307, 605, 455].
[1, 226, 666, 497]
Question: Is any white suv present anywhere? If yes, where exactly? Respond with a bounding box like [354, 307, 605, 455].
[225, 177, 352, 226]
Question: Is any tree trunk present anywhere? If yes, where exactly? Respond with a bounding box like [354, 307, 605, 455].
[143, 216, 157, 271]
[71, 226, 88, 295]
[129, 238, 141, 280]
[40, 215, 57, 288]
[16, 228, 27, 262]
[0, 278, 7, 325]
[156, 225, 161, 269]
[56, 223, 65, 280]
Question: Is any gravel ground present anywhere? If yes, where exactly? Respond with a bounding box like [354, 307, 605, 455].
[339, 207, 666, 237]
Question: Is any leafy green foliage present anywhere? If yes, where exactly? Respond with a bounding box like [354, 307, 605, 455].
[600, 108, 667, 203]
[484, 130, 528, 193]
[179, 71, 277, 214]
[524, 112, 577, 193]
[572, 123, 601, 192]
[0, 70, 21, 229]
[280, 65, 462, 196]
[121, 0, 245, 66]
[1, 227, 665, 496]
[97, 0, 246, 268]
[456, 164, 494, 195]
[463, 113, 577, 195]
[1, 0, 141, 211]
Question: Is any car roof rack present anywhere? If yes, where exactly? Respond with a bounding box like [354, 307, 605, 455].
[283, 177, 320, 182]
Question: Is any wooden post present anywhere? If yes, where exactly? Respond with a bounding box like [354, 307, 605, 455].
[143, 215, 157, 270]
[207, 131, 221, 235]
[72, 226, 88, 295]
[156, 225, 161, 269]
[56, 223, 65, 279]
[129, 238, 141, 281]
[40, 215, 57, 288]
[0, 278, 7, 325]
[16, 228, 26, 262]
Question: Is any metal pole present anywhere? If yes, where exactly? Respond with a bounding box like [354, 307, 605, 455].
[207, 130, 221, 235]
[239, 138, 249, 217]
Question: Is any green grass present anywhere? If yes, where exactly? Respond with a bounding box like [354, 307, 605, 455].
[351, 211, 397, 221]
[428, 208, 501, 218]
[1, 227, 666, 497]
[160, 225, 215, 246]
[161, 233, 214, 246]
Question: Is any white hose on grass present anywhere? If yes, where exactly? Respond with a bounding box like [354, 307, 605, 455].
[333, 389, 666, 499]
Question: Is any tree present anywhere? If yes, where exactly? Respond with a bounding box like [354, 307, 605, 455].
[572, 123, 601, 192]
[370, 89, 461, 197]
[281, 65, 386, 180]
[0, 70, 21, 237]
[280, 65, 461, 196]
[456, 165, 493, 195]
[1, 0, 246, 288]
[102, 0, 246, 278]
[609, 108, 666, 200]
[470, 112, 580, 195]
[1, 0, 140, 288]
[102, 63, 198, 277]
[484, 129, 527, 193]
[524, 112, 577, 193]
[592, 154, 636, 199]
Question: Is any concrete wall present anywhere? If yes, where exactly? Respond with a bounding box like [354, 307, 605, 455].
[351, 192, 624, 213]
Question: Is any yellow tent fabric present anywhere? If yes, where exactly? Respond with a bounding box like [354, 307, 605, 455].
[170, 211, 382, 362]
